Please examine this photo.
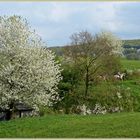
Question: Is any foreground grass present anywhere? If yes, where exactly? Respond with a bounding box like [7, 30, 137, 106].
[1, 112, 140, 138]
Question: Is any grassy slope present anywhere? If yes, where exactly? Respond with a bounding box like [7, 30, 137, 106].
[90, 59, 140, 97]
[1, 113, 140, 138]
[120, 59, 140, 96]
[121, 59, 140, 70]
[49, 39, 140, 56]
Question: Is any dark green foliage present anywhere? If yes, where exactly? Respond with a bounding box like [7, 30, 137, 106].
[99, 55, 122, 78]
[126, 70, 140, 80]
[54, 62, 82, 114]
[76, 81, 139, 113]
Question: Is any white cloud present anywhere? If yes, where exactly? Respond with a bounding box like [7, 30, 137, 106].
[0, 2, 140, 46]
[46, 3, 73, 22]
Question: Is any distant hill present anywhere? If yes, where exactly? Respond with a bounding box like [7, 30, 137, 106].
[123, 39, 140, 49]
[49, 46, 65, 56]
[49, 39, 140, 56]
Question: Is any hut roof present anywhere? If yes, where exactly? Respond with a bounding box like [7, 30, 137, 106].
[14, 102, 33, 111]
[0, 102, 33, 112]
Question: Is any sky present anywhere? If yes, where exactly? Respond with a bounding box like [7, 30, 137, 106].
[0, 1, 140, 47]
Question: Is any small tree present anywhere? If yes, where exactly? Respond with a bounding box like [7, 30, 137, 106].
[55, 57, 81, 114]
[65, 31, 122, 98]
[0, 16, 62, 118]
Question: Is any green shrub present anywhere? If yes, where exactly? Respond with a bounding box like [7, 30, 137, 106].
[125, 69, 140, 80]
[74, 82, 139, 114]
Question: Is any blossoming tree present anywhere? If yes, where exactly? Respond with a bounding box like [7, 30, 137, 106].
[0, 16, 62, 117]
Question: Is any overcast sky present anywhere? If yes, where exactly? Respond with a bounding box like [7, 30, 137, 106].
[0, 2, 140, 47]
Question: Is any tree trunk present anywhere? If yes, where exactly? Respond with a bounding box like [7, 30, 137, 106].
[5, 101, 14, 120]
[5, 110, 12, 120]
[19, 111, 22, 118]
[85, 67, 89, 98]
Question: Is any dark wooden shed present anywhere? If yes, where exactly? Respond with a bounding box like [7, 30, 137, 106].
[13, 102, 33, 118]
[0, 102, 33, 121]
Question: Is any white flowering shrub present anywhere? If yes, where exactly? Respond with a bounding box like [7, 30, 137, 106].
[108, 106, 123, 113]
[77, 104, 91, 115]
[96, 31, 123, 56]
[75, 84, 138, 115]
[92, 103, 107, 114]
[77, 104, 107, 115]
[0, 16, 62, 112]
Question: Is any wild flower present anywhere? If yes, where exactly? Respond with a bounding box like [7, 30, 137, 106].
[92, 103, 107, 115]
[116, 92, 122, 99]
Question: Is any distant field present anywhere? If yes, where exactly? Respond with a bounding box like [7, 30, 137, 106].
[123, 39, 140, 47]
[1, 113, 140, 138]
[121, 59, 140, 70]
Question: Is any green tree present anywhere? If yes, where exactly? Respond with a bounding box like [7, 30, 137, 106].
[64, 31, 123, 98]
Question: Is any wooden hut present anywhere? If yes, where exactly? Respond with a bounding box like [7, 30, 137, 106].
[0, 102, 33, 121]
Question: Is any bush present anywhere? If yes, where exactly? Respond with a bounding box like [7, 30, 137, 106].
[74, 83, 139, 114]
[39, 107, 56, 116]
[125, 69, 140, 80]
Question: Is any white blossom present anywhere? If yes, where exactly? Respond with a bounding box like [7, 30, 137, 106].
[97, 31, 123, 56]
[77, 104, 91, 115]
[0, 16, 62, 112]
[92, 103, 107, 114]
[116, 92, 122, 99]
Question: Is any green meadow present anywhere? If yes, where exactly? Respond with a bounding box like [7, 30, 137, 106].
[1, 112, 140, 138]
[121, 59, 140, 70]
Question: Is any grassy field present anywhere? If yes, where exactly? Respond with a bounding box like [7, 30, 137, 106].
[123, 39, 140, 46]
[1, 113, 140, 138]
[121, 59, 140, 70]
